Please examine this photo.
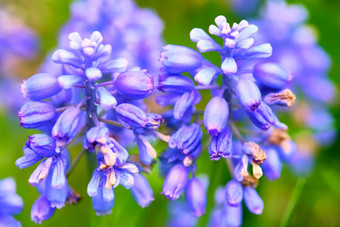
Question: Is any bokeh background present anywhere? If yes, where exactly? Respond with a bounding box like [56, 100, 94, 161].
[0, 0, 339, 226]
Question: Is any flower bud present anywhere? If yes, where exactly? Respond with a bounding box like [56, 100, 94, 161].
[115, 103, 148, 129]
[136, 136, 157, 165]
[185, 178, 206, 216]
[190, 28, 222, 52]
[92, 183, 115, 215]
[208, 126, 232, 160]
[169, 123, 203, 155]
[0, 178, 23, 215]
[145, 113, 163, 131]
[225, 180, 243, 206]
[161, 164, 189, 200]
[84, 126, 109, 151]
[204, 96, 229, 136]
[246, 102, 287, 130]
[221, 57, 237, 75]
[253, 62, 291, 89]
[45, 166, 68, 209]
[98, 58, 128, 73]
[115, 71, 154, 99]
[194, 66, 221, 86]
[241, 43, 272, 59]
[131, 174, 154, 208]
[26, 134, 56, 157]
[158, 75, 194, 93]
[0, 215, 21, 226]
[97, 87, 117, 110]
[243, 187, 263, 215]
[18, 101, 56, 129]
[234, 79, 261, 111]
[222, 203, 242, 227]
[52, 107, 85, 147]
[52, 49, 83, 68]
[86, 67, 102, 81]
[173, 89, 201, 120]
[15, 148, 43, 169]
[31, 195, 56, 224]
[160, 45, 203, 74]
[58, 75, 82, 89]
[21, 73, 62, 101]
[262, 147, 282, 181]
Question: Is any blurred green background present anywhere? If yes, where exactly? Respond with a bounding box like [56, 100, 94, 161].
[0, 0, 339, 226]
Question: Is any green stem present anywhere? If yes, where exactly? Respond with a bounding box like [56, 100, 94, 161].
[280, 178, 306, 227]
[66, 149, 87, 177]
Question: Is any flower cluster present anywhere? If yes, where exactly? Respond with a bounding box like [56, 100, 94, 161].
[157, 15, 299, 225]
[58, 0, 163, 74]
[0, 7, 38, 75]
[0, 6, 39, 112]
[16, 31, 164, 222]
[11, 0, 335, 225]
[0, 178, 23, 227]
[251, 0, 336, 174]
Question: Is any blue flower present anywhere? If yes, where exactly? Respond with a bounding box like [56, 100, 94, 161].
[160, 45, 203, 74]
[21, 73, 62, 101]
[52, 107, 85, 147]
[208, 126, 232, 160]
[162, 164, 189, 200]
[185, 177, 207, 217]
[115, 71, 154, 99]
[18, 101, 56, 129]
[87, 159, 139, 215]
[0, 178, 23, 227]
[204, 96, 229, 136]
[168, 124, 203, 164]
[130, 174, 154, 208]
[62, 0, 164, 72]
[30, 195, 56, 224]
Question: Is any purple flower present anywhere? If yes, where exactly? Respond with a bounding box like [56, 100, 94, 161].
[222, 203, 243, 227]
[262, 146, 282, 180]
[246, 102, 287, 130]
[158, 75, 195, 93]
[115, 71, 154, 99]
[84, 126, 109, 152]
[96, 87, 117, 110]
[204, 96, 229, 136]
[21, 73, 62, 101]
[26, 134, 57, 157]
[253, 62, 291, 90]
[115, 103, 148, 129]
[52, 107, 85, 147]
[243, 187, 264, 214]
[167, 200, 198, 227]
[91, 180, 115, 216]
[18, 101, 56, 129]
[16, 139, 69, 208]
[0, 178, 23, 226]
[168, 124, 202, 164]
[185, 178, 206, 216]
[225, 180, 243, 206]
[31, 195, 56, 224]
[234, 79, 261, 112]
[87, 158, 138, 214]
[208, 126, 232, 160]
[0, 178, 23, 216]
[130, 174, 154, 208]
[59, 0, 163, 73]
[160, 45, 203, 74]
[162, 164, 189, 200]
